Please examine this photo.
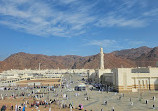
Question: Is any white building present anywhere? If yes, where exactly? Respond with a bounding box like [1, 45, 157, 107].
[112, 67, 158, 92]
[88, 48, 158, 92]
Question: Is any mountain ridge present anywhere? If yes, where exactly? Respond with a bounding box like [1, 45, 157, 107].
[111, 46, 152, 60]
[0, 46, 158, 72]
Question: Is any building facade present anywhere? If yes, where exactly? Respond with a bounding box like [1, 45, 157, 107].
[112, 67, 158, 92]
[88, 48, 158, 92]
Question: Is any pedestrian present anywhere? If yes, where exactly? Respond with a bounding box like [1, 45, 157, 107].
[1, 105, 6, 111]
[49, 107, 51, 111]
[104, 101, 107, 105]
[146, 100, 148, 104]
[119, 96, 121, 100]
[153, 96, 156, 101]
[15, 104, 17, 111]
[11, 104, 13, 110]
[131, 102, 133, 106]
[153, 104, 155, 109]
[22, 105, 25, 111]
[70, 105, 72, 111]
[112, 107, 114, 111]
[1, 94, 3, 100]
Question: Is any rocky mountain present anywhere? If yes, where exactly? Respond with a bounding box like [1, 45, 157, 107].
[0, 52, 135, 71]
[112, 46, 152, 60]
[73, 53, 135, 69]
[0, 46, 158, 72]
[136, 47, 158, 67]
[0, 52, 81, 70]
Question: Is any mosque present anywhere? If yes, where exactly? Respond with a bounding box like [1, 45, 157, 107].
[88, 48, 158, 92]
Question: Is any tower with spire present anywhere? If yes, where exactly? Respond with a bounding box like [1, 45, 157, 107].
[100, 48, 104, 69]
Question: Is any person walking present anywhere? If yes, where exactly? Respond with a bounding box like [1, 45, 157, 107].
[131, 102, 133, 106]
[1, 105, 6, 111]
[112, 107, 114, 111]
[11, 105, 13, 110]
[22, 105, 25, 111]
[15, 104, 17, 111]
[49, 107, 51, 111]
[153, 104, 155, 109]
[146, 100, 148, 104]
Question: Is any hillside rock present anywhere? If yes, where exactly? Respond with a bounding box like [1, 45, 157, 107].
[0, 52, 136, 71]
[0, 46, 158, 72]
[112, 46, 152, 60]
[136, 47, 158, 67]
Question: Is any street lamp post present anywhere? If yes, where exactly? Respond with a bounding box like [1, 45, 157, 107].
[69, 73, 72, 111]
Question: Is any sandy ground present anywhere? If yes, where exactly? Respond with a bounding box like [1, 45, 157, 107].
[0, 97, 79, 111]
[16, 79, 60, 83]
[16, 78, 61, 86]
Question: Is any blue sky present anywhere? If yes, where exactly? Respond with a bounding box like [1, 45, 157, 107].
[0, 0, 158, 60]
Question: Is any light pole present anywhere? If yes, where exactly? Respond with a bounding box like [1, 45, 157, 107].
[69, 73, 72, 111]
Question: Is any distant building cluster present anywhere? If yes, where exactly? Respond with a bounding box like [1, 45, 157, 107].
[1, 48, 158, 92]
[0, 68, 88, 87]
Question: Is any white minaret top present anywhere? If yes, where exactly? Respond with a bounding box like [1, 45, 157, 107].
[100, 48, 104, 69]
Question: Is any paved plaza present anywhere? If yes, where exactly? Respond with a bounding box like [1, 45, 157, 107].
[59, 74, 158, 111]
[1, 73, 158, 111]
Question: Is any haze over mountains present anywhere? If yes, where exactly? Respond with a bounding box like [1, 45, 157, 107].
[0, 46, 158, 72]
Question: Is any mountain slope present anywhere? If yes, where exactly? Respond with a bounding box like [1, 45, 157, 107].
[73, 53, 135, 69]
[0, 46, 158, 72]
[136, 47, 158, 67]
[0, 52, 136, 71]
[0, 52, 83, 70]
[112, 46, 152, 60]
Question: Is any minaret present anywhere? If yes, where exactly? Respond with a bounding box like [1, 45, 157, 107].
[100, 48, 104, 69]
